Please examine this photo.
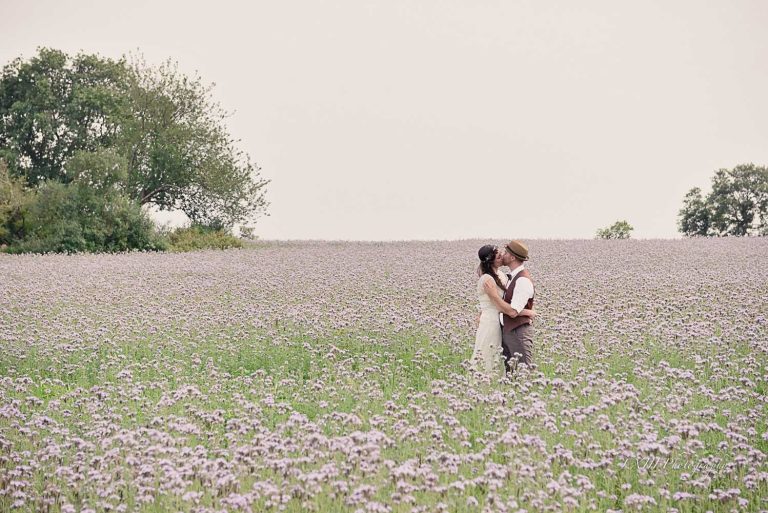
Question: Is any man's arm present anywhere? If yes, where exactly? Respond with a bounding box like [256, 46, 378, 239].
[508, 277, 535, 318]
[482, 278, 524, 318]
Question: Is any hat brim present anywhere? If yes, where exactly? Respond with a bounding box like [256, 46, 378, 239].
[505, 246, 529, 261]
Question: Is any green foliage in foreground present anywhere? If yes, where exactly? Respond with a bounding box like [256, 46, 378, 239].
[1, 325, 765, 512]
[596, 220, 633, 239]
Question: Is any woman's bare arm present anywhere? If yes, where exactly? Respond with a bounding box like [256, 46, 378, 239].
[482, 277, 518, 317]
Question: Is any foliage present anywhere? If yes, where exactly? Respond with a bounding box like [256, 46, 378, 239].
[166, 224, 243, 252]
[3, 179, 166, 254]
[0, 48, 129, 186]
[66, 147, 128, 192]
[239, 225, 257, 240]
[0, 159, 34, 245]
[678, 187, 710, 237]
[120, 56, 270, 228]
[596, 219, 633, 239]
[0, 48, 269, 247]
[679, 163, 768, 236]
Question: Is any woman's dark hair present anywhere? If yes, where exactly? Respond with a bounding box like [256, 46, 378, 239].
[477, 245, 505, 290]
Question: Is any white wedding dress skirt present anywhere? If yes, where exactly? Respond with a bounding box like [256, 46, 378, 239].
[471, 272, 508, 376]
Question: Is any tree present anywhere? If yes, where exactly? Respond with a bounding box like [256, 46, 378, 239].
[0, 48, 269, 231]
[119, 55, 269, 228]
[596, 220, 633, 239]
[678, 164, 768, 236]
[0, 48, 129, 185]
[678, 187, 710, 237]
[66, 147, 128, 193]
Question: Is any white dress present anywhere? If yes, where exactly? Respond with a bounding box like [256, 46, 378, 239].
[472, 271, 509, 375]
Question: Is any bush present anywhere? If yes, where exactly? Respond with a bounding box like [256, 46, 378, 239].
[0, 159, 33, 246]
[596, 220, 633, 239]
[3, 180, 166, 254]
[238, 225, 258, 240]
[166, 225, 243, 252]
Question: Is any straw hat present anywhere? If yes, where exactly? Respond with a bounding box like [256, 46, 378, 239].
[505, 240, 529, 261]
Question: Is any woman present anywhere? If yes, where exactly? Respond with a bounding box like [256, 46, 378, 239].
[472, 245, 535, 375]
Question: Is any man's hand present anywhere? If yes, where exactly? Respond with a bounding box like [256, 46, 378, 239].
[482, 277, 497, 296]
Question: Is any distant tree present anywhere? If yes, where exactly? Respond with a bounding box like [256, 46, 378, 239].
[0, 48, 129, 186]
[0, 48, 269, 232]
[678, 187, 710, 237]
[596, 220, 633, 239]
[678, 163, 768, 236]
[119, 55, 269, 229]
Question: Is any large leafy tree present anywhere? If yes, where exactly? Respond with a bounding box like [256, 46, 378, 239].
[678, 164, 768, 236]
[0, 48, 129, 185]
[119, 56, 269, 228]
[0, 48, 269, 229]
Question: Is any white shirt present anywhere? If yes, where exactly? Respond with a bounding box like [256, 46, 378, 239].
[499, 264, 534, 325]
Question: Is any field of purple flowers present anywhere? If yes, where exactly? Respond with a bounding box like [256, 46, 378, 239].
[1, 239, 767, 513]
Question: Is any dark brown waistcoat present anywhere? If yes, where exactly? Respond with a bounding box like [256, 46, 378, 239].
[501, 269, 534, 334]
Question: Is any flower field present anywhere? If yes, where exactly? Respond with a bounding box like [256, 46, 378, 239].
[1, 239, 767, 512]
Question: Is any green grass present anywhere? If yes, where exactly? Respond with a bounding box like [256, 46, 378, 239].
[1, 326, 766, 513]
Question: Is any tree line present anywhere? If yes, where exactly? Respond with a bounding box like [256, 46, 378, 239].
[2, 49, 764, 252]
[0, 48, 268, 253]
[678, 163, 767, 237]
[596, 163, 767, 240]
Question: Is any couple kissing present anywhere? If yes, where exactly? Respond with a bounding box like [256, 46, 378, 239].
[473, 240, 536, 377]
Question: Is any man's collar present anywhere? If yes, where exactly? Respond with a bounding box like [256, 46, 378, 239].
[507, 263, 525, 277]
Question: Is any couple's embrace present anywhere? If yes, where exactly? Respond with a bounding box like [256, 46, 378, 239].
[472, 240, 536, 377]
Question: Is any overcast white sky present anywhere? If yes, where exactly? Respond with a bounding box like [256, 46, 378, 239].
[2, 1, 767, 239]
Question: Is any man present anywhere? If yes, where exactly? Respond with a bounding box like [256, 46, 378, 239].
[482, 240, 535, 374]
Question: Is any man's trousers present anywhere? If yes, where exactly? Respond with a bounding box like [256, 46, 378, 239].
[501, 323, 534, 373]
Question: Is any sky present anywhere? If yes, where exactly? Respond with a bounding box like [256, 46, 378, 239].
[2, 0, 767, 240]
